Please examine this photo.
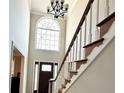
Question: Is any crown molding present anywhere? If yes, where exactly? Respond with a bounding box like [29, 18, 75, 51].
[31, 10, 46, 16]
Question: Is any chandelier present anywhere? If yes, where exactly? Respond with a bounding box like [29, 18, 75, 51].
[47, 0, 69, 18]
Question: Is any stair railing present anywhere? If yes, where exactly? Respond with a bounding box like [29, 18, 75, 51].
[49, 0, 115, 93]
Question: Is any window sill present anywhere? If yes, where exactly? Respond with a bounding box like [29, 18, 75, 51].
[35, 48, 60, 52]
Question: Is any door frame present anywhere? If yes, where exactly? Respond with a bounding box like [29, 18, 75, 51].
[33, 60, 58, 93]
[9, 41, 25, 93]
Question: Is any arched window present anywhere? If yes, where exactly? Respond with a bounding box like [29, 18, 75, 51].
[35, 18, 60, 51]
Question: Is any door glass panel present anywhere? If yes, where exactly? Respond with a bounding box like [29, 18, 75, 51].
[42, 64, 52, 72]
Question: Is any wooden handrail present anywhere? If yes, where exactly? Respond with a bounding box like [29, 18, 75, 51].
[53, 0, 94, 81]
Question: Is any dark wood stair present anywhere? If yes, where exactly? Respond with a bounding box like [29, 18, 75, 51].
[62, 84, 66, 89]
[83, 38, 104, 57]
[58, 88, 62, 93]
[97, 12, 115, 38]
[64, 79, 71, 85]
[75, 59, 88, 70]
[69, 71, 78, 79]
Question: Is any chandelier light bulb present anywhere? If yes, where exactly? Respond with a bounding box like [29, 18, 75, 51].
[47, 6, 50, 12]
[65, 4, 69, 11]
[61, 0, 64, 4]
[56, 0, 59, 4]
[50, 0, 54, 6]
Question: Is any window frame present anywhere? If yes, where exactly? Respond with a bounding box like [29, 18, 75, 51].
[35, 17, 60, 51]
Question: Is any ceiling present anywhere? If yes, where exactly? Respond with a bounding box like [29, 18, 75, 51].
[31, 0, 50, 14]
[31, 0, 77, 14]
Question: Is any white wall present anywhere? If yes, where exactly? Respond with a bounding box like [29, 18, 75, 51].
[27, 13, 66, 93]
[65, 38, 115, 93]
[10, 0, 30, 55]
[10, 0, 30, 93]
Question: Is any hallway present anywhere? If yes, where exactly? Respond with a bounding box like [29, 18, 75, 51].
[9, 0, 115, 93]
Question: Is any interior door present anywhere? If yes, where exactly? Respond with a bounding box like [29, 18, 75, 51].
[38, 62, 53, 93]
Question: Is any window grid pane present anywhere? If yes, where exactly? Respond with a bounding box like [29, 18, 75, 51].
[35, 18, 60, 51]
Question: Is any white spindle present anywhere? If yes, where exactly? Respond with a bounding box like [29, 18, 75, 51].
[71, 62, 73, 71]
[89, 4, 93, 43]
[86, 11, 91, 44]
[75, 38, 78, 60]
[68, 54, 70, 62]
[71, 48, 73, 61]
[109, 0, 115, 14]
[73, 40, 76, 61]
[69, 51, 71, 62]
[84, 16, 87, 46]
[106, 0, 110, 16]
[96, 0, 100, 40]
[79, 29, 82, 59]
[81, 22, 86, 59]
[72, 45, 74, 61]
[77, 31, 81, 60]
[83, 17, 87, 59]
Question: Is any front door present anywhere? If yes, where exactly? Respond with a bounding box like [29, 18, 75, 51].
[38, 62, 54, 93]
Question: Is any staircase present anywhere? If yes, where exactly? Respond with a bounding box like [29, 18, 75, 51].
[49, 0, 115, 93]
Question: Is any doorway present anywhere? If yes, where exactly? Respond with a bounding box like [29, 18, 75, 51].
[33, 62, 58, 93]
[10, 46, 24, 93]
[39, 62, 53, 93]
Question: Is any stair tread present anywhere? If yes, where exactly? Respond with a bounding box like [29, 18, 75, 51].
[68, 59, 88, 63]
[69, 71, 78, 73]
[62, 84, 66, 88]
[74, 59, 88, 62]
[65, 79, 71, 82]
[83, 38, 104, 48]
[97, 12, 115, 27]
